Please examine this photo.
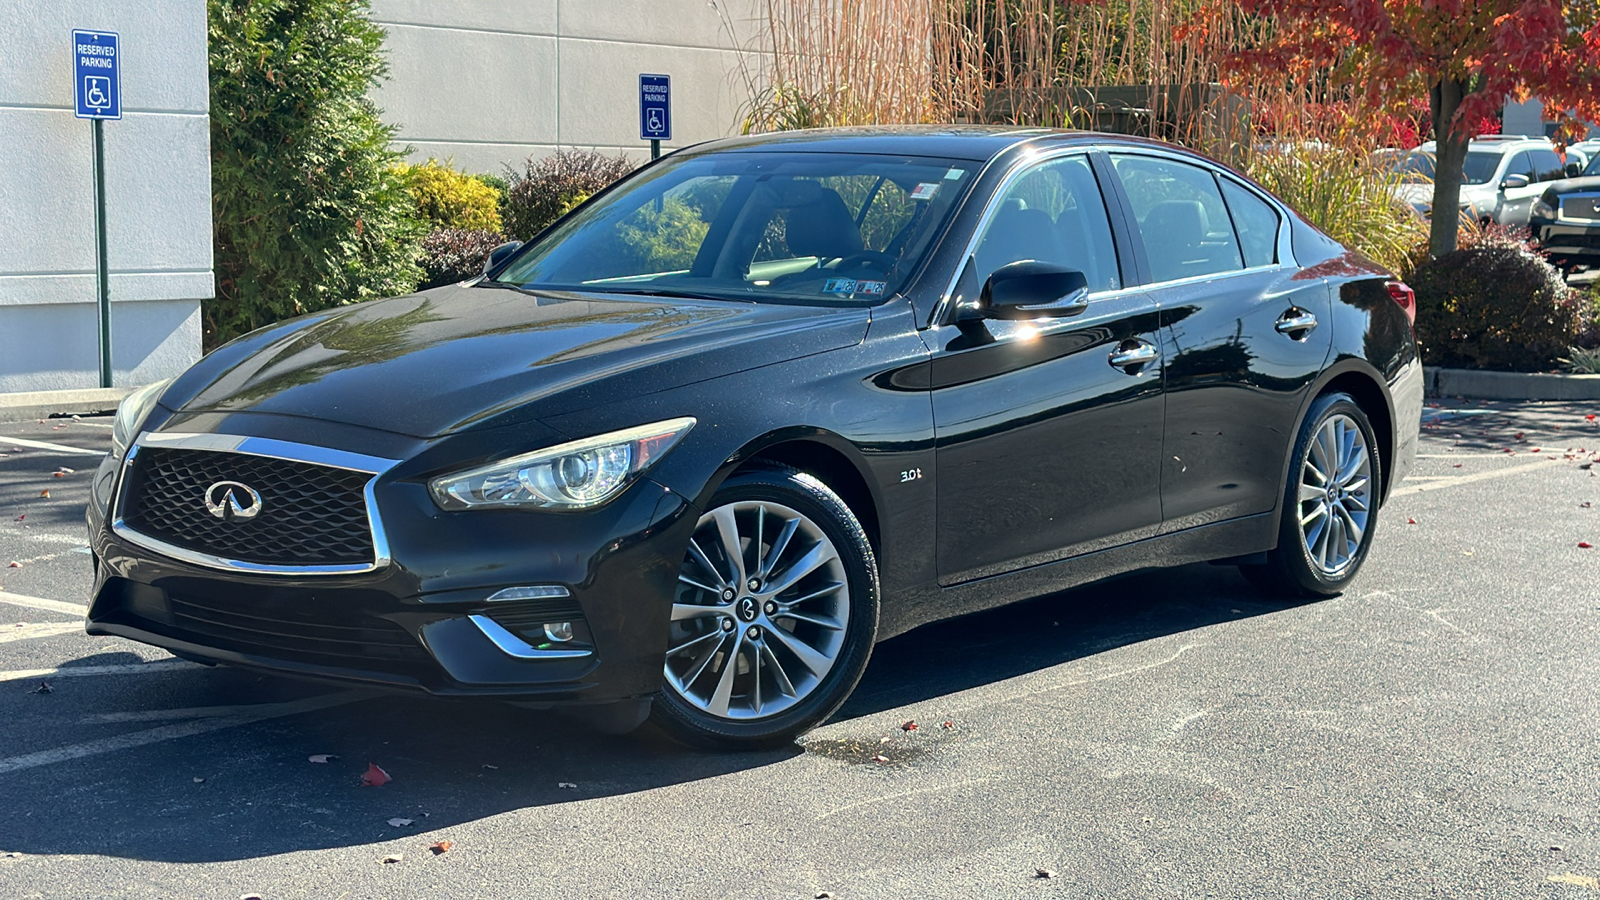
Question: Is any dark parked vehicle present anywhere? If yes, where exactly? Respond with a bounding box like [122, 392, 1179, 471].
[87, 128, 1422, 748]
[1530, 153, 1600, 272]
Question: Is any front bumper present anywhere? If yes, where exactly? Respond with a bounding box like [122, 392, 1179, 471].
[85, 434, 699, 704]
[1532, 221, 1600, 263]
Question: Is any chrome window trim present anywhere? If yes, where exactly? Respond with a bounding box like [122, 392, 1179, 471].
[111, 432, 400, 577]
[933, 144, 1301, 324]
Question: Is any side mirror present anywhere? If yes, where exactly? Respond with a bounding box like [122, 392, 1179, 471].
[484, 240, 524, 274]
[977, 261, 1091, 321]
[1567, 162, 1584, 178]
[1499, 173, 1530, 191]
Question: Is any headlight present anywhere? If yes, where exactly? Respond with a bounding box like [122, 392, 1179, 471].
[110, 378, 173, 460]
[1531, 195, 1558, 220]
[429, 417, 696, 511]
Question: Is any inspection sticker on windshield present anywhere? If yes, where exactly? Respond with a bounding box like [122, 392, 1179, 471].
[944, 168, 965, 180]
[855, 280, 886, 296]
[910, 182, 940, 201]
[823, 277, 858, 294]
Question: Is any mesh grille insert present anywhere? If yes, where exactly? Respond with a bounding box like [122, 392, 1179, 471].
[123, 447, 375, 567]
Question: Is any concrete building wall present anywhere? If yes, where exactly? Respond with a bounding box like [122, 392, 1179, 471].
[0, 0, 212, 392]
[369, 0, 766, 175]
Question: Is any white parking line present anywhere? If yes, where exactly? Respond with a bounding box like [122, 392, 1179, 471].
[0, 592, 89, 617]
[0, 660, 193, 682]
[0, 623, 82, 643]
[0, 436, 106, 456]
[82, 701, 297, 724]
[0, 691, 368, 776]
[1391, 459, 1562, 497]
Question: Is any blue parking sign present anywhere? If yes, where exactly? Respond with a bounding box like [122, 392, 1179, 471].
[639, 74, 671, 142]
[73, 30, 121, 120]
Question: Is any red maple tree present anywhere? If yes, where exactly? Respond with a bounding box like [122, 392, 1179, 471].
[1208, 0, 1600, 257]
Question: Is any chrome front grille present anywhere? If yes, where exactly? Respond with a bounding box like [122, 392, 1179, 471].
[1562, 195, 1600, 221]
[121, 447, 374, 567]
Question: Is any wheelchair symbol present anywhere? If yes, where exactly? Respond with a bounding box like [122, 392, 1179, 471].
[84, 76, 111, 110]
[646, 108, 664, 135]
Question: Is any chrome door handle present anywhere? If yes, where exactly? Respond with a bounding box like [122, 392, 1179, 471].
[1275, 309, 1318, 338]
[1108, 340, 1158, 372]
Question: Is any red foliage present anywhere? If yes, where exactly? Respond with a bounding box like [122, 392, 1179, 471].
[1198, 0, 1600, 143]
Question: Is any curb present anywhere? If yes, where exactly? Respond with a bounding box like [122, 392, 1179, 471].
[0, 387, 132, 424]
[1425, 367, 1600, 402]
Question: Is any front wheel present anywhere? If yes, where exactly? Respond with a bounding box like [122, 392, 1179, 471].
[650, 465, 879, 749]
[1242, 392, 1382, 599]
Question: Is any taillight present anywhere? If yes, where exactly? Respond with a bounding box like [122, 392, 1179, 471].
[1385, 280, 1416, 326]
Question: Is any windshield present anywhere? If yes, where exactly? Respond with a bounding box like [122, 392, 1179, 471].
[1587, 155, 1600, 177]
[1394, 150, 1503, 185]
[492, 151, 977, 304]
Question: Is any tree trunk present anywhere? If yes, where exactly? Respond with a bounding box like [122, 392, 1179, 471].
[1428, 77, 1472, 258]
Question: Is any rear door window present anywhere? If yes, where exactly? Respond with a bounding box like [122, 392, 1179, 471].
[1218, 179, 1279, 269]
[1109, 155, 1244, 283]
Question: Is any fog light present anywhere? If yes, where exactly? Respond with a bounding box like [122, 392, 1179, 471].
[543, 622, 575, 643]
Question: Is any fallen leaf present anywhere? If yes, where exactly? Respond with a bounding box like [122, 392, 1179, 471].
[13, 515, 22, 522]
[6, 562, 18, 568]
[481, 764, 498, 770]
[1532, 448, 1541, 453]
[942, 720, 954, 730]
[429, 841, 452, 855]
[1580, 542, 1593, 549]
[308, 754, 337, 764]
[30, 682, 51, 694]
[1035, 868, 1058, 879]
[872, 754, 889, 763]
[900, 720, 918, 732]
[382, 853, 403, 864]
[240, 895, 263, 900]
[1407, 518, 1417, 525]
[360, 763, 392, 787]
[1452, 463, 1463, 468]
[1581, 502, 1593, 509]
[387, 818, 413, 827]
[557, 781, 577, 789]
[38, 490, 49, 498]
[1587, 414, 1597, 421]
[1515, 433, 1525, 440]
[193, 777, 205, 784]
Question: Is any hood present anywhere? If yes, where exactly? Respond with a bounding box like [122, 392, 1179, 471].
[1537, 174, 1600, 196]
[166, 284, 868, 438]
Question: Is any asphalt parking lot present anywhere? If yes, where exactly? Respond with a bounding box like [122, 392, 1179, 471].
[1, 402, 1599, 899]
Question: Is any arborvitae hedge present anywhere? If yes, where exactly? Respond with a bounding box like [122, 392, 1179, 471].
[207, 0, 422, 347]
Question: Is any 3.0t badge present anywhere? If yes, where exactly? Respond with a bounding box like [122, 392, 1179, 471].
[203, 481, 263, 522]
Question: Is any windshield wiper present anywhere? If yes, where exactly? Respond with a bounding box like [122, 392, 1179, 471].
[583, 286, 748, 303]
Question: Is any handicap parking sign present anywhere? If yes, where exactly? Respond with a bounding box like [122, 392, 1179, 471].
[73, 30, 121, 120]
[639, 74, 671, 142]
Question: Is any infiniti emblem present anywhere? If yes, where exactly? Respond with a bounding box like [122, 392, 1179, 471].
[204, 480, 263, 522]
[736, 596, 758, 621]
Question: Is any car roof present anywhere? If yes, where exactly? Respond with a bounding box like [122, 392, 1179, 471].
[673, 125, 1161, 162]
[1412, 136, 1562, 154]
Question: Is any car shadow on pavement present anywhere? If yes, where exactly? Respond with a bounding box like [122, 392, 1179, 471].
[838, 560, 1281, 721]
[0, 562, 1288, 864]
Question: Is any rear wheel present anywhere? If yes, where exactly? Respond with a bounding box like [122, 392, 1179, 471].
[1242, 392, 1381, 598]
[650, 465, 879, 749]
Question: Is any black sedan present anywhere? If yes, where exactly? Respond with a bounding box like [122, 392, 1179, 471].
[1530, 153, 1600, 271]
[86, 128, 1422, 748]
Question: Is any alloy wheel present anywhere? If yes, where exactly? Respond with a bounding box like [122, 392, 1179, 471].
[664, 500, 851, 720]
[1296, 413, 1372, 576]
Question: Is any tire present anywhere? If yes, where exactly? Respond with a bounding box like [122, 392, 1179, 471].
[1241, 392, 1382, 599]
[649, 464, 879, 749]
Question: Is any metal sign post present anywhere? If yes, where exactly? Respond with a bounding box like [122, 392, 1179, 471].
[72, 29, 121, 388]
[639, 74, 671, 161]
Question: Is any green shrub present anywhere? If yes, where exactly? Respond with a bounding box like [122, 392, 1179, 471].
[397, 160, 503, 232]
[418, 228, 506, 290]
[1246, 146, 1429, 279]
[207, 0, 423, 347]
[1412, 227, 1582, 371]
[501, 151, 637, 241]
